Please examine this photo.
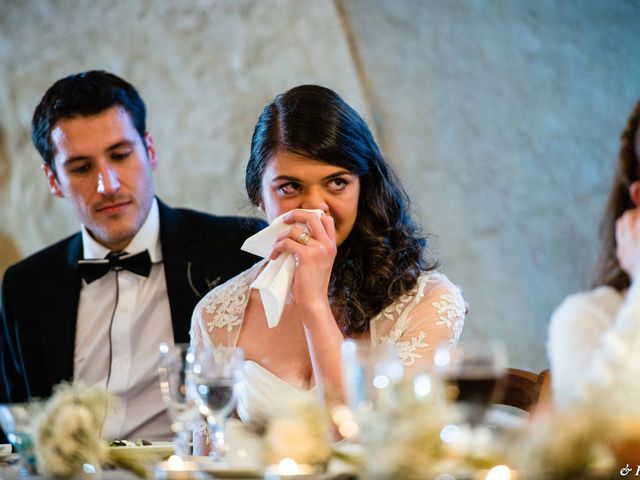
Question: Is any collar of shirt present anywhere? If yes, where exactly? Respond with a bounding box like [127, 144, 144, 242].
[81, 198, 162, 263]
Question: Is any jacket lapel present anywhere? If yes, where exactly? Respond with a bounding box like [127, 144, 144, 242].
[158, 199, 198, 343]
[41, 234, 83, 393]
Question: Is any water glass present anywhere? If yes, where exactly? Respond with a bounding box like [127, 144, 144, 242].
[341, 339, 403, 418]
[190, 346, 244, 463]
[0, 403, 37, 475]
[158, 342, 199, 458]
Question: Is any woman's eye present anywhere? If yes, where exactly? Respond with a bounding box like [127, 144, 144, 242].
[329, 178, 348, 190]
[278, 182, 300, 195]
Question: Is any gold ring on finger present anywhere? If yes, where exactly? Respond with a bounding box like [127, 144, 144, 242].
[296, 231, 311, 245]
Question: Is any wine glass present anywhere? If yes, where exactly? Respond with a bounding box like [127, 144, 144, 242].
[340, 339, 403, 440]
[435, 340, 506, 427]
[341, 340, 404, 414]
[0, 403, 38, 475]
[158, 342, 199, 458]
[189, 346, 244, 463]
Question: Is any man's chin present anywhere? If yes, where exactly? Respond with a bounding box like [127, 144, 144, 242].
[88, 226, 138, 251]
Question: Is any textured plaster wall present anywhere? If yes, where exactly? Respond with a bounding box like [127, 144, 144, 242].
[1, 0, 639, 370]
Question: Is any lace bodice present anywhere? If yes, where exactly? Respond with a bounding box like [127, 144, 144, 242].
[189, 260, 465, 451]
[191, 260, 464, 368]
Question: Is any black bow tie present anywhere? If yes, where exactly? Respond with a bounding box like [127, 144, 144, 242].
[78, 250, 152, 284]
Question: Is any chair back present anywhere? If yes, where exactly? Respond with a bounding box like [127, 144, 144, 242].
[498, 368, 551, 412]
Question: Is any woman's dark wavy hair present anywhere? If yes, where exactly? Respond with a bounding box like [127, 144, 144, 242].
[246, 85, 436, 335]
[592, 101, 640, 290]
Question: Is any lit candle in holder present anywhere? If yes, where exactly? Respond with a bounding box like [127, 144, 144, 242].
[264, 458, 317, 479]
[153, 455, 208, 479]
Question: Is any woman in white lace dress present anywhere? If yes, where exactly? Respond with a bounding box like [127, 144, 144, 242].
[191, 85, 465, 451]
[549, 101, 640, 410]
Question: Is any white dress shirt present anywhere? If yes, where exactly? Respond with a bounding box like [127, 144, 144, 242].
[75, 199, 175, 440]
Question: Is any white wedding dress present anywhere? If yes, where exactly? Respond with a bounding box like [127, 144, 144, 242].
[190, 260, 465, 439]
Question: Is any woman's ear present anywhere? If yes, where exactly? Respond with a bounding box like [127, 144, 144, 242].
[629, 181, 640, 207]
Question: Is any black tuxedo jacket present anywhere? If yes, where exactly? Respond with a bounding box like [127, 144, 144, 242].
[0, 199, 265, 402]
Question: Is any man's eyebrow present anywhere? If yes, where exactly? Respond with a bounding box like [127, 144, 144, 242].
[106, 140, 136, 151]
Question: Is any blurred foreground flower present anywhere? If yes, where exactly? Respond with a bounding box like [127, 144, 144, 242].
[358, 375, 456, 478]
[32, 382, 112, 477]
[31, 382, 168, 478]
[508, 402, 620, 479]
[264, 395, 331, 468]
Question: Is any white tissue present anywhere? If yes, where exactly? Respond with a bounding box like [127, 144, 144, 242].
[241, 209, 324, 328]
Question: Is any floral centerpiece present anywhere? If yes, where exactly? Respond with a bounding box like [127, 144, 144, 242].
[30, 382, 166, 478]
[31, 382, 113, 477]
[509, 400, 640, 479]
[263, 395, 332, 470]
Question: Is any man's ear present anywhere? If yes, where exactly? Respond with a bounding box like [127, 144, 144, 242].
[42, 164, 63, 198]
[144, 132, 158, 170]
[630, 180, 640, 207]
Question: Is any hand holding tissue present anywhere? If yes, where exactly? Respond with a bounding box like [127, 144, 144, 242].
[241, 209, 325, 328]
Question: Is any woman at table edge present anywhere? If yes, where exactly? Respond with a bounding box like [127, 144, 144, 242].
[549, 100, 640, 410]
[190, 85, 465, 452]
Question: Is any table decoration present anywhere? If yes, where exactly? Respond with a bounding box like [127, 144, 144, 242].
[153, 455, 208, 479]
[31, 382, 112, 477]
[263, 458, 316, 479]
[0, 403, 39, 475]
[335, 372, 510, 479]
[263, 396, 331, 471]
[506, 401, 635, 479]
[26, 381, 174, 478]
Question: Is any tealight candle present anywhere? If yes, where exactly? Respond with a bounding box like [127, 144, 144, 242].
[153, 455, 209, 479]
[263, 458, 316, 479]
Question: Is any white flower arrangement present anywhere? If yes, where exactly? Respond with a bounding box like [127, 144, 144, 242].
[30, 382, 169, 478]
[263, 395, 332, 468]
[508, 400, 640, 478]
[32, 382, 113, 477]
[357, 376, 455, 478]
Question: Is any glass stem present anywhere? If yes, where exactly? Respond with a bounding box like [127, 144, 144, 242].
[207, 415, 226, 462]
[174, 429, 191, 459]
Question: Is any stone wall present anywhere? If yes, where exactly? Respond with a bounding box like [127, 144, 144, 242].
[1, 0, 639, 370]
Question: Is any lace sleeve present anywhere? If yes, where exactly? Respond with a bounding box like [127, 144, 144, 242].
[376, 272, 465, 372]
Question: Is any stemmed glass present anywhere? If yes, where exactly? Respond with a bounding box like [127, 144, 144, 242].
[340, 339, 404, 442]
[0, 403, 38, 475]
[158, 342, 199, 458]
[341, 340, 404, 415]
[435, 340, 507, 428]
[189, 347, 244, 463]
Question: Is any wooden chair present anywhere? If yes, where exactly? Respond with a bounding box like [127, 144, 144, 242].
[497, 368, 551, 412]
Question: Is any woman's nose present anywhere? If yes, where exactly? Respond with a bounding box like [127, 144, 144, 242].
[301, 190, 329, 213]
[96, 167, 120, 194]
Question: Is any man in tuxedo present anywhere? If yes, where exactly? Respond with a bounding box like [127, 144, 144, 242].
[0, 71, 265, 440]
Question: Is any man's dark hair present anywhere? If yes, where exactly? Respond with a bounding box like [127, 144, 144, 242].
[31, 70, 146, 174]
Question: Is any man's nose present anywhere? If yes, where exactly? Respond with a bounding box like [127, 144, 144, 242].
[96, 167, 120, 194]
